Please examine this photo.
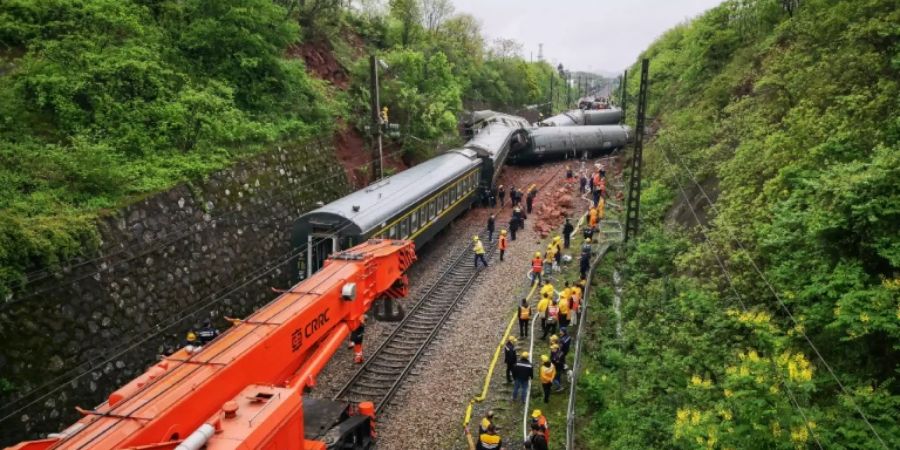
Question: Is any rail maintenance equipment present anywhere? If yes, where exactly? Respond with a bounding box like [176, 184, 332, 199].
[8, 239, 417, 450]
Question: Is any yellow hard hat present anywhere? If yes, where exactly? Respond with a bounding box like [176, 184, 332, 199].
[550, 334, 559, 342]
[473, 235, 480, 241]
[541, 354, 550, 363]
[532, 409, 542, 418]
[554, 235, 561, 241]
[186, 331, 197, 342]
[520, 351, 529, 358]
[508, 336, 518, 343]
[585, 238, 592, 243]
[535, 252, 542, 258]
[501, 230, 507, 235]
[551, 344, 560, 350]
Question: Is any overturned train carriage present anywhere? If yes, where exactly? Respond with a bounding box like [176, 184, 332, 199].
[291, 150, 481, 280]
[509, 124, 632, 163]
[465, 121, 529, 187]
[538, 108, 623, 127]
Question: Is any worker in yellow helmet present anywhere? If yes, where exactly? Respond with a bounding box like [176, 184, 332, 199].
[539, 354, 556, 403]
[531, 409, 550, 443]
[512, 351, 533, 402]
[539, 280, 555, 300]
[536, 292, 551, 338]
[185, 331, 199, 347]
[473, 236, 487, 269]
[479, 410, 495, 434]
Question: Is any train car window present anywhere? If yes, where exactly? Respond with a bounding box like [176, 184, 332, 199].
[400, 218, 408, 238]
[389, 225, 397, 239]
[429, 201, 436, 219]
[443, 192, 449, 207]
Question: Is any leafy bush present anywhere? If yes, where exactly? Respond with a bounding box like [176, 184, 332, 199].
[0, 0, 335, 297]
[588, 0, 900, 447]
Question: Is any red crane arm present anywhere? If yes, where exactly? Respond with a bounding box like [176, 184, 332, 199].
[8, 239, 416, 450]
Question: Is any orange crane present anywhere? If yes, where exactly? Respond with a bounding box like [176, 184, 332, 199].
[8, 239, 416, 450]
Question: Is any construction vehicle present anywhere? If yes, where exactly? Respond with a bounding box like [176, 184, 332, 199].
[7, 239, 416, 450]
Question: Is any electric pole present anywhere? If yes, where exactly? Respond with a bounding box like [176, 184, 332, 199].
[624, 59, 650, 243]
[369, 54, 383, 181]
[548, 74, 554, 116]
[621, 69, 628, 120]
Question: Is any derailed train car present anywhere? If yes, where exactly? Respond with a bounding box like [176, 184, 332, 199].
[291, 111, 527, 280]
[538, 108, 623, 127]
[509, 124, 632, 163]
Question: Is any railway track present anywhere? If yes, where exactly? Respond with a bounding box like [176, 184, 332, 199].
[334, 229, 496, 412]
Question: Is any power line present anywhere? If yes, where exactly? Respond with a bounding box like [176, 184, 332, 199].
[661, 148, 824, 449]
[664, 148, 888, 449]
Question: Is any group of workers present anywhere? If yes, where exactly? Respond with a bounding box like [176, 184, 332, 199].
[465, 409, 550, 450]
[464, 164, 612, 449]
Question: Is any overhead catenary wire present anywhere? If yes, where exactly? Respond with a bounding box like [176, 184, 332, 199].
[661, 148, 824, 450]
[665, 148, 888, 449]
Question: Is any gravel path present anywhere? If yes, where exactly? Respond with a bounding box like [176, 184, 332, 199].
[375, 159, 581, 450]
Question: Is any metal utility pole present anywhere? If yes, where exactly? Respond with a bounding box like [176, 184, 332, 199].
[566, 72, 571, 108]
[369, 54, 383, 181]
[548, 74, 554, 116]
[624, 58, 649, 243]
[621, 69, 628, 120]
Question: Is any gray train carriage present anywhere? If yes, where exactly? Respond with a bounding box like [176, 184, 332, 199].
[464, 121, 529, 189]
[290, 149, 482, 282]
[509, 125, 632, 163]
[538, 108, 623, 127]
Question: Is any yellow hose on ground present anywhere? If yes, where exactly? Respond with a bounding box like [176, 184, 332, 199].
[462, 281, 539, 427]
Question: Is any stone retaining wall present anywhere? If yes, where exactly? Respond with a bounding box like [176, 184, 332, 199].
[0, 138, 350, 444]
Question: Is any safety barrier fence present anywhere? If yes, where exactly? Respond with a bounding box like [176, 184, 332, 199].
[565, 241, 613, 450]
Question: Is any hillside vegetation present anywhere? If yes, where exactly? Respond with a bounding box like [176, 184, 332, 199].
[580, 0, 898, 448]
[0, 0, 569, 299]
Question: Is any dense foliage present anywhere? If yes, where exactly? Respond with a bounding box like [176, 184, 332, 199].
[0, 0, 335, 296]
[345, 0, 569, 157]
[0, 0, 573, 297]
[583, 0, 899, 448]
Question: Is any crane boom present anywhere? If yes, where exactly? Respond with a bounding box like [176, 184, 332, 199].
[8, 239, 416, 450]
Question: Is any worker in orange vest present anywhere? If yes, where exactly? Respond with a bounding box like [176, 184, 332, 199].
[498, 230, 508, 261]
[591, 170, 602, 206]
[531, 409, 550, 442]
[589, 207, 599, 230]
[531, 252, 543, 285]
[518, 298, 531, 338]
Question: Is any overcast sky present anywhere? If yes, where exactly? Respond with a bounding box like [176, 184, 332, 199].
[450, 0, 724, 74]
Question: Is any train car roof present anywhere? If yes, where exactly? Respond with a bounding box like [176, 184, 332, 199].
[465, 122, 518, 156]
[299, 150, 480, 235]
[539, 110, 584, 127]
